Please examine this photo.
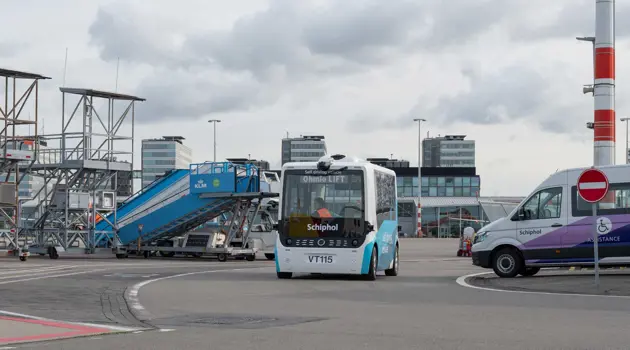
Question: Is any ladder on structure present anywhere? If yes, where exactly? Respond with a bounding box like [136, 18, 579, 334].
[222, 199, 255, 247]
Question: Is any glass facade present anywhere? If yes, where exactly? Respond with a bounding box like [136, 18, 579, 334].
[420, 206, 487, 238]
[396, 176, 480, 198]
[397, 202, 489, 238]
[281, 137, 327, 165]
[141, 139, 193, 188]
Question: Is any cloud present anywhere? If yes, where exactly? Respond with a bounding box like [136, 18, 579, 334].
[346, 61, 597, 135]
[508, 0, 630, 42]
[88, 7, 179, 67]
[134, 68, 281, 123]
[88, 0, 630, 130]
[0, 42, 28, 58]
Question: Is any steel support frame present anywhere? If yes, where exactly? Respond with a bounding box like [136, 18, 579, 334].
[27, 88, 141, 255]
[0, 71, 48, 251]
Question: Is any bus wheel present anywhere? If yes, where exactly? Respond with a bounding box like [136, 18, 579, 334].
[385, 244, 399, 276]
[364, 246, 377, 281]
[277, 272, 292, 279]
[519, 267, 540, 277]
[492, 248, 522, 278]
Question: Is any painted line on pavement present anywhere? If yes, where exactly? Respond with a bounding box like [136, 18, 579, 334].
[127, 266, 272, 321]
[0, 261, 268, 285]
[402, 258, 469, 262]
[0, 266, 76, 277]
[456, 271, 630, 299]
[0, 314, 138, 346]
[0, 310, 143, 332]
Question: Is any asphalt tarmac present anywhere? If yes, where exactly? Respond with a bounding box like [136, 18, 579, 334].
[0, 239, 629, 350]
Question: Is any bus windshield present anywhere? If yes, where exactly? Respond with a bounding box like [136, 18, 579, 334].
[281, 169, 365, 238]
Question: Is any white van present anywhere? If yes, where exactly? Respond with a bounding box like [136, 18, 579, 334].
[471, 164, 630, 278]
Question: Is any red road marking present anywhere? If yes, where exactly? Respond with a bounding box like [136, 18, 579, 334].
[0, 316, 111, 344]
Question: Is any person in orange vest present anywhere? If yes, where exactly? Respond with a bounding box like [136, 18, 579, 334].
[312, 197, 333, 218]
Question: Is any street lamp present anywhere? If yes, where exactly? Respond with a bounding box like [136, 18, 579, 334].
[413, 118, 427, 237]
[208, 119, 221, 162]
[621, 117, 629, 164]
[576, 36, 595, 95]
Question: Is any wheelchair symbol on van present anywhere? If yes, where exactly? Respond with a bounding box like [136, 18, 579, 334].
[596, 217, 612, 235]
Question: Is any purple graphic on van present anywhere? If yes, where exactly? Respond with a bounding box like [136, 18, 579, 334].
[520, 214, 630, 250]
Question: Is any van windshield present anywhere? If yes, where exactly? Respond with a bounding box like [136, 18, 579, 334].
[281, 169, 365, 238]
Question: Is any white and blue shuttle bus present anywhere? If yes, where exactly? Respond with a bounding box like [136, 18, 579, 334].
[472, 164, 630, 278]
[274, 154, 400, 280]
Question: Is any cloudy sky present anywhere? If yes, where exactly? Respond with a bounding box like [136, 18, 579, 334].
[2, 0, 630, 196]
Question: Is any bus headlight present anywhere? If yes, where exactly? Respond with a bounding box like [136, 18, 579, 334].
[286, 238, 292, 245]
[352, 239, 358, 246]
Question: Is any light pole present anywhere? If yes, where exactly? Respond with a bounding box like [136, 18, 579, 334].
[576, 36, 595, 92]
[413, 118, 426, 238]
[621, 117, 629, 164]
[208, 119, 221, 162]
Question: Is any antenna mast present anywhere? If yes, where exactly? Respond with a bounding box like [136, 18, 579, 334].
[62, 48, 68, 87]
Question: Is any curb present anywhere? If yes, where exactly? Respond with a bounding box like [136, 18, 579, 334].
[568, 266, 627, 271]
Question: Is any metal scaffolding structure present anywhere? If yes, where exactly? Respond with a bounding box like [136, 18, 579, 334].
[21, 87, 144, 258]
[0, 68, 50, 252]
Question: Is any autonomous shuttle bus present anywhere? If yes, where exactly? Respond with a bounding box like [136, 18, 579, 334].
[472, 164, 630, 278]
[274, 154, 399, 280]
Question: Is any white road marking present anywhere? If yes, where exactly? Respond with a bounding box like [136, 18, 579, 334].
[0, 262, 266, 285]
[126, 266, 271, 320]
[456, 271, 630, 299]
[0, 267, 78, 281]
[0, 310, 146, 332]
[0, 266, 76, 277]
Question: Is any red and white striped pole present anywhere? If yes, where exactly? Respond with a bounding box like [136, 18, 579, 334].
[594, 0, 616, 208]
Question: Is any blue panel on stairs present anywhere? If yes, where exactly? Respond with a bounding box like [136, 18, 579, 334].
[190, 173, 236, 194]
[96, 169, 189, 231]
[115, 192, 234, 245]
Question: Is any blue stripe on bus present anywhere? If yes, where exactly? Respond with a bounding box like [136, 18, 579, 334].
[361, 240, 376, 274]
[360, 220, 398, 274]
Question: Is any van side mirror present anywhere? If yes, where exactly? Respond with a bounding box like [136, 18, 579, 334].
[272, 223, 279, 231]
[365, 221, 374, 233]
[512, 207, 526, 221]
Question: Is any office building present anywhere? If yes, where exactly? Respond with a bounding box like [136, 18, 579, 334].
[422, 135, 475, 167]
[281, 135, 327, 165]
[141, 136, 192, 188]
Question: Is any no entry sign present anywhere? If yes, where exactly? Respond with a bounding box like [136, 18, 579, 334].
[577, 168, 609, 203]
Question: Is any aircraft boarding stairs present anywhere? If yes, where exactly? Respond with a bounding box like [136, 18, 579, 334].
[90, 162, 277, 258]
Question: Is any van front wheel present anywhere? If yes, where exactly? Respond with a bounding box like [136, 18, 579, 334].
[492, 248, 522, 278]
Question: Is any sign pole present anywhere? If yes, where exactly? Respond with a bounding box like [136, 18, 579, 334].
[592, 202, 600, 289]
[576, 166, 608, 290]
